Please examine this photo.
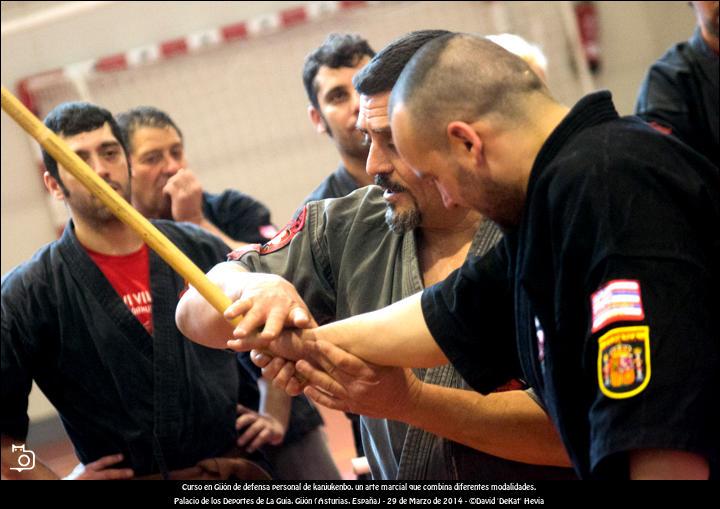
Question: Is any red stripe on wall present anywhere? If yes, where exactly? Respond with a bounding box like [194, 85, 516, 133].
[280, 7, 308, 27]
[160, 39, 189, 58]
[94, 54, 128, 72]
[221, 22, 248, 41]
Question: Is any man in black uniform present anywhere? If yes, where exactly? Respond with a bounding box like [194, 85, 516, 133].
[301, 33, 376, 204]
[635, 1, 718, 164]
[1, 102, 268, 480]
[231, 34, 719, 479]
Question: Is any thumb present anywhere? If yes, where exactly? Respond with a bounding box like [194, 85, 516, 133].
[288, 306, 311, 328]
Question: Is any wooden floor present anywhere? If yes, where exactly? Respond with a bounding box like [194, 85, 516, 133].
[36, 406, 358, 480]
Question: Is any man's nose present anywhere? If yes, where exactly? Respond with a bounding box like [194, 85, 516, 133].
[89, 154, 111, 179]
[162, 153, 182, 174]
[350, 91, 360, 118]
[365, 143, 393, 178]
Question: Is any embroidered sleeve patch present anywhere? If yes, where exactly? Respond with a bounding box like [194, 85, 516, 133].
[259, 224, 278, 240]
[227, 243, 262, 261]
[493, 378, 526, 392]
[648, 121, 672, 136]
[227, 206, 308, 262]
[597, 326, 651, 399]
[591, 279, 645, 333]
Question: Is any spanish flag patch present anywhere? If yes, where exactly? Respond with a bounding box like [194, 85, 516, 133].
[597, 326, 651, 399]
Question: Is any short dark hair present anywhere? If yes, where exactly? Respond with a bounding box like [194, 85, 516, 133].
[302, 33, 375, 109]
[115, 106, 183, 154]
[390, 33, 551, 145]
[42, 102, 128, 187]
[353, 30, 452, 96]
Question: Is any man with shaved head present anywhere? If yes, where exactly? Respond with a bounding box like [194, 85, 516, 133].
[227, 33, 719, 479]
[178, 30, 574, 480]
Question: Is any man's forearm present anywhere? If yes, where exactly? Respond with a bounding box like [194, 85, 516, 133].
[629, 449, 709, 479]
[400, 386, 571, 467]
[314, 292, 447, 368]
[176, 262, 247, 347]
[258, 379, 291, 431]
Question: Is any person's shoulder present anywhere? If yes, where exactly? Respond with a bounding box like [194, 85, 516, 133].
[152, 218, 201, 237]
[2, 241, 58, 297]
[549, 115, 717, 200]
[310, 185, 385, 224]
[205, 188, 263, 205]
[542, 118, 652, 192]
[293, 187, 388, 254]
[152, 219, 228, 251]
[303, 165, 360, 204]
[648, 39, 695, 77]
[559, 114, 670, 167]
[303, 176, 337, 204]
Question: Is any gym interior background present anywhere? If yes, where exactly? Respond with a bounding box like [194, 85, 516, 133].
[0, 1, 696, 478]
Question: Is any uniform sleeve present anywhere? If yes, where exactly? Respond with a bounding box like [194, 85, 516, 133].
[203, 190, 276, 244]
[232, 203, 337, 326]
[1, 275, 36, 440]
[634, 58, 692, 146]
[421, 241, 521, 395]
[584, 256, 719, 475]
[550, 142, 720, 475]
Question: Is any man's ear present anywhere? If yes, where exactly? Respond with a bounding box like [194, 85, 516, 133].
[308, 105, 327, 135]
[43, 171, 66, 201]
[447, 121, 484, 167]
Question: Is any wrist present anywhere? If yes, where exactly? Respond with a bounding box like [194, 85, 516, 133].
[396, 375, 425, 424]
[297, 328, 322, 360]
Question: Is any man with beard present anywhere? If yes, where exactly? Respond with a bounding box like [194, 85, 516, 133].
[302, 33, 376, 204]
[635, 0, 718, 164]
[1, 102, 267, 480]
[177, 31, 572, 480]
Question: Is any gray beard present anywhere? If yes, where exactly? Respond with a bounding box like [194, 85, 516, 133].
[385, 205, 421, 234]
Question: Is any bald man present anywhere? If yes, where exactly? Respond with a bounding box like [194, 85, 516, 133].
[226, 33, 719, 480]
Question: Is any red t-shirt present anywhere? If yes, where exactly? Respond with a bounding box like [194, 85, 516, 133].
[86, 244, 153, 335]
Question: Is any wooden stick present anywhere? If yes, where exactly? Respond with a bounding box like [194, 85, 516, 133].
[1, 85, 241, 332]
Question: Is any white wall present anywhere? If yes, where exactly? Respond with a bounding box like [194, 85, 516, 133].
[0, 1, 698, 422]
[595, 1, 696, 114]
[1, 0, 309, 276]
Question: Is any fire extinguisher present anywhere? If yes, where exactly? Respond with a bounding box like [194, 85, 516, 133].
[575, 1, 601, 73]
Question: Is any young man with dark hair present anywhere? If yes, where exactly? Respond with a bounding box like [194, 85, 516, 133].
[298, 33, 377, 462]
[1, 102, 267, 480]
[116, 106, 277, 249]
[301, 33, 376, 203]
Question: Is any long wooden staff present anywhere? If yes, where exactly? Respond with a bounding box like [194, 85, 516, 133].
[1, 85, 241, 333]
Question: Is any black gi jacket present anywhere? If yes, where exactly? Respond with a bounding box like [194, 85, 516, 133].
[2, 220, 238, 476]
[424, 92, 720, 478]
